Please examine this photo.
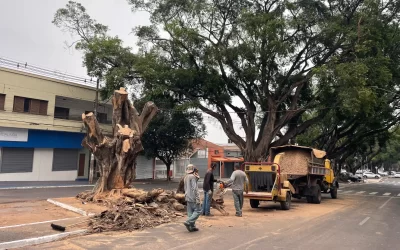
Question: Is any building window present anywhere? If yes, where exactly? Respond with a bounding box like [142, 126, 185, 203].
[84, 111, 108, 124]
[0, 94, 5, 110]
[97, 112, 107, 124]
[214, 150, 219, 155]
[54, 107, 70, 119]
[13, 96, 48, 115]
[155, 160, 165, 165]
[197, 149, 208, 158]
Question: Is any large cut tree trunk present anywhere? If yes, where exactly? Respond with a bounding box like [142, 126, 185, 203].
[82, 88, 158, 195]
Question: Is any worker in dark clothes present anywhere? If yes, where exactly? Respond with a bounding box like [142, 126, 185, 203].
[202, 163, 217, 216]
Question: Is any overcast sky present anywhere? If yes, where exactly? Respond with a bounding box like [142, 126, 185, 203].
[0, 0, 245, 144]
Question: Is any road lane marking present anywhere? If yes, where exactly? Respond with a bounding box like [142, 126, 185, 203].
[343, 190, 354, 193]
[369, 192, 378, 195]
[356, 191, 365, 194]
[383, 193, 391, 196]
[337, 190, 343, 192]
[359, 217, 370, 226]
[169, 236, 216, 250]
[229, 235, 269, 250]
[0, 217, 83, 230]
[379, 197, 393, 209]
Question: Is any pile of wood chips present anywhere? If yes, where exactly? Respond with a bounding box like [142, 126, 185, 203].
[77, 188, 186, 233]
[279, 150, 311, 176]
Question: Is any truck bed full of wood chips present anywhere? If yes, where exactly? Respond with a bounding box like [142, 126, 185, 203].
[276, 150, 311, 176]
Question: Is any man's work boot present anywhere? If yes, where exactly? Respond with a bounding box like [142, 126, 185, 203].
[191, 227, 199, 232]
[183, 222, 191, 232]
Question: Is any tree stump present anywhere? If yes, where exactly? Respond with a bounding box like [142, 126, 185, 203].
[82, 87, 158, 197]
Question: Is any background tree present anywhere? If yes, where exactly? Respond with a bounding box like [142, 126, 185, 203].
[129, 0, 400, 161]
[53, 1, 206, 186]
[53, 1, 140, 99]
[138, 94, 206, 180]
[55, 1, 400, 164]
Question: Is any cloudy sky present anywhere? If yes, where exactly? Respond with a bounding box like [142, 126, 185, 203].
[0, 0, 245, 144]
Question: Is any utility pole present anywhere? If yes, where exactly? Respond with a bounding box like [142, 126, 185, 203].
[94, 78, 99, 117]
[89, 78, 100, 185]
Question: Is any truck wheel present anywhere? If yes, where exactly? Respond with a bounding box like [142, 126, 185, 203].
[330, 186, 338, 199]
[313, 185, 322, 204]
[280, 193, 291, 210]
[306, 196, 313, 203]
[250, 199, 259, 208]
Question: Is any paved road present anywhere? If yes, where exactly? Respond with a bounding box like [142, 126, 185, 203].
[19, 178, 400, 250]
[0, 180, 215, 203]
[0, 187, 93, 204]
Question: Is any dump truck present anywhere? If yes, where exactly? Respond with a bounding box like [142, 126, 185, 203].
[243, 162, 295, 210]
[269, 145, 338, 204]
[244, 145, 338, 209]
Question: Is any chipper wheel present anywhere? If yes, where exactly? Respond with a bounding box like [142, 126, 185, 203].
[280, 192, 291, 210]
[330, 185, 338, 199]
[250, 199, 259, 208]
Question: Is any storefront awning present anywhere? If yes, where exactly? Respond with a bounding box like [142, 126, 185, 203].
[211, 157, 244, 162]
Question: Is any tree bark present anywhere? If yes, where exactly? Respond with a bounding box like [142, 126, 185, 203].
[166, 163, 171, 181]
[82, 88, 158, 195]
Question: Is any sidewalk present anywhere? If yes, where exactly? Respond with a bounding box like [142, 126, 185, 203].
[0, 181, 93, 190]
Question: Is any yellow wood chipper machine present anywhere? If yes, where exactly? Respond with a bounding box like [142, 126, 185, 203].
[243, 162, 295, 210]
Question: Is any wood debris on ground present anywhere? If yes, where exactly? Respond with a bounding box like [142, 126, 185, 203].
[76, 188, 186, 233]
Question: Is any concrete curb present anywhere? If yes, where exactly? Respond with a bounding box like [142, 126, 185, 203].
[0, 185, 94, 190]
[0, 229, 86, 250]
[47, 199, 95, 217]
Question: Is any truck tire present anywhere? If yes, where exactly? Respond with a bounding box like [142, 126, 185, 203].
[280, 192, 291, 210]
[312, 185, 322, 204]
[250, 199, 259, 208]
[306, 196, 313, 203]
[330, 186, 338, 199]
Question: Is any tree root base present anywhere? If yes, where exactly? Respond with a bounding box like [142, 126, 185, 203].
[76, 188, 186, 233]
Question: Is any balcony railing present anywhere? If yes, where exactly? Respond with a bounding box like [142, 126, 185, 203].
[54, 114, 112, 124]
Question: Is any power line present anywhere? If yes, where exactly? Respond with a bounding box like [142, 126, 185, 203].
[0, 56, 98, 88]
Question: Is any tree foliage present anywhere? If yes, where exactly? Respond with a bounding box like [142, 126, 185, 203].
[53, 1, 139, 99]
[53, 1, 205, 175]
[138, 94, 206, 179]
[128, 0, 400, 161]
[54, 0, 400, 164]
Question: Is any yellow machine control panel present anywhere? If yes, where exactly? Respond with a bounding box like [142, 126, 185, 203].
[245, 164, 278, 172]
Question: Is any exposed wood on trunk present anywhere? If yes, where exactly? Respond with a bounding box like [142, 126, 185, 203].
[81, 88, 158, 197]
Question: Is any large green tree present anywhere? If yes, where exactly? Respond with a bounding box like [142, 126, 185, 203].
[53, 1, 205, 190]
[129, 0, 400, 161]
[138, 94, 205, 180]
[54, 0, 400, 163]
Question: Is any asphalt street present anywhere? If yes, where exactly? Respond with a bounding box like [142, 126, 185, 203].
[241, 178, 400, 250]
[0, 180, 212, 203]
[18, 177, 400, 250]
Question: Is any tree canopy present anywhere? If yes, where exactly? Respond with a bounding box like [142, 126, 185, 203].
[138, 94, 205, 179]
[128, 0, 400, 161]
[53, 1, 205, 173]
[54, 0, 400, 163]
